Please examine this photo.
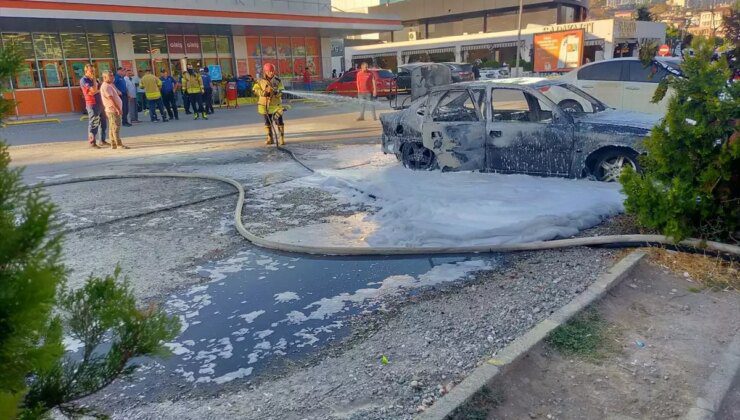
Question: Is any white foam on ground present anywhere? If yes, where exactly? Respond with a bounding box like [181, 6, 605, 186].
[288, 163, 623, 247]
[287, 259, 489, 323]
[274, 291, 300, 303]
[239, 310, 265, 324]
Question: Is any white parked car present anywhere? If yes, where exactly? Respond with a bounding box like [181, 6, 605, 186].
[479, 67, 510, 79]
[558, 57, 682, 115]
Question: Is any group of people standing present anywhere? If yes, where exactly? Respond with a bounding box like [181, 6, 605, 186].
[81, 64, 218, 149]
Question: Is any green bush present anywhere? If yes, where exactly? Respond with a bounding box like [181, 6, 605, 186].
[0, 43, 180, 418]
[620, 37, 740, 241]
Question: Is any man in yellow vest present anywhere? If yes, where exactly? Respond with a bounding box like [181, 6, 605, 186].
[252, 63, 285, 145]
[182, 64, 207, 120]
[139, 68, 168, 122]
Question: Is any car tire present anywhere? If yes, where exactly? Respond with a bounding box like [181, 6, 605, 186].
[559, 100, 583, 114]
[401, 142, 436, 171]
[591, 149, 640, 182]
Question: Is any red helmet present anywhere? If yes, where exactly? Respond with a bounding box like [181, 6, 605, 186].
[263, 63, 276, 73]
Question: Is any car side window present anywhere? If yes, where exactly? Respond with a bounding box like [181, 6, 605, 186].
[491, 89, 552, 123]
[432, 90, 480, 122]
[339, 72, 356, 83]
[627, 61, 668, 83]
[578, 62, 623, 81]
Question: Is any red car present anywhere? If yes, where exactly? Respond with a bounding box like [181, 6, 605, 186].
[326, 68, 397, 99]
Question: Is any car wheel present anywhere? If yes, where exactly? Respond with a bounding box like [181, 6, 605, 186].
[401, 142, 436, 170]
[592, 149, 640, 182]
[559, 100, 583, 114]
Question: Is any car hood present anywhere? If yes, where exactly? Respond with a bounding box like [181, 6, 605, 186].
[574, 109, 661, 131]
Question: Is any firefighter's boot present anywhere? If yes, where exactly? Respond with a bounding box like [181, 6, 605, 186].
[265, 126, 274, 145]
[278, 125, 285, 145]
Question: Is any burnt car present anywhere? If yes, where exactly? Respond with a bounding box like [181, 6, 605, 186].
[380, 79, 660, 182]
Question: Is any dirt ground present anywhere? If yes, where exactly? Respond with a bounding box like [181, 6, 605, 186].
[485, 259, 740, 420]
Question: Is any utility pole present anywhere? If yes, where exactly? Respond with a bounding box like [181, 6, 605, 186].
[514, 0, 524, 76]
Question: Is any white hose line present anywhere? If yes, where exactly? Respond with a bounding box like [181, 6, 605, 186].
[40, 172, 740, 258]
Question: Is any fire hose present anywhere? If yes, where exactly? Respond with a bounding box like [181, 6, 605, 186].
[40, 167, 740, 258]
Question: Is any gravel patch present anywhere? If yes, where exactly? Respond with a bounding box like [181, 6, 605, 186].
[110, 247, 617, 419]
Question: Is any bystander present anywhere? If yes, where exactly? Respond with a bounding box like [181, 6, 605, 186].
[100, 70, 129, 149]
[114, 67, 131, 126]
[124, 69, 140, 123]
[80, 64, 108, 148]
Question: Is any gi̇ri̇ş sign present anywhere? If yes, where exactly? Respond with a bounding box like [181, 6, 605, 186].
[533, 29, 584, 73]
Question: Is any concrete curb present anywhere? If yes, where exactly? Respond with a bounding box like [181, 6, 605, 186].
[684, 332, 740, 420]
[418, 250, 648, 420]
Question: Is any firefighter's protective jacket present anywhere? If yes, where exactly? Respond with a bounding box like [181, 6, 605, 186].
[253, 76, 284, 115]
[182, 71, 204, 94]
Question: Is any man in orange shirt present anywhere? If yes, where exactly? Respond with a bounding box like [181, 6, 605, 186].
[355, 62, 377, 121]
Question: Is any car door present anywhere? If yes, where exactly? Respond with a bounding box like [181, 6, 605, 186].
[486, 87, 575, 176]
[623, 60, 669, 114]
[336, 71, 356, 96]
[574, 61, 626, 110]
[421, 88, 486, 171]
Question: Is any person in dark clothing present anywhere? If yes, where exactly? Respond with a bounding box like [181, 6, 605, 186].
[201, 67, 214, 114]
[160, 69, 179, 120]
[472, 59, 481, 80]
[114, 67, 131, 126]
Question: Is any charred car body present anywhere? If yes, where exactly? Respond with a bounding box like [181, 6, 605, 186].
[380, 79, 659, 182]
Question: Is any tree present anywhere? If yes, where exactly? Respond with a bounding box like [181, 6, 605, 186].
[636, 5, 653, 21]
[621, 37, 740, 242]
[0, 44, 180, 418]
[724, 2, 740, 53]
[0, 44, 64, 420]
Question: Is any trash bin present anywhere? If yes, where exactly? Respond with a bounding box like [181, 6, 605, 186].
[225, 81, 238, 108]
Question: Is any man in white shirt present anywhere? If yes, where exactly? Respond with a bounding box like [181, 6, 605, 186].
[125, 69, 141, 123]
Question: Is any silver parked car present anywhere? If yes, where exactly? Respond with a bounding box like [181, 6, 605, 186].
[380, 79, 659, 182]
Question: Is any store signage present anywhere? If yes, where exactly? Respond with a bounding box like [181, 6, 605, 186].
[614, 20, 637, 38]
[168, 36, 184, 54]
[533, 29, 584, 73]
[542, 22, 594, 34]
[184, 35, 201, 54]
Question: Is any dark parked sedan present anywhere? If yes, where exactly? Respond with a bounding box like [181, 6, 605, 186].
[380, 80, 659, 182]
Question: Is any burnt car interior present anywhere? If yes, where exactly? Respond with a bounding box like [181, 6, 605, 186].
[491, 88, 553, 123]
[431, 90, 481, 122]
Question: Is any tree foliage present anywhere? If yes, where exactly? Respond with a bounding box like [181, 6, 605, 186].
[0, 140, 65, 419]
[621, 37, 740, 242]
[21, 268, 180, 418]
[636, 5, 653, 21]
[724, 2, 740, 53]
[0, 44, 180, 419]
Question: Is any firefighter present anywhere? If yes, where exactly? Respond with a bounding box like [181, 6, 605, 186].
[252, 63, 285, 145]
[182, 64, 207, 120]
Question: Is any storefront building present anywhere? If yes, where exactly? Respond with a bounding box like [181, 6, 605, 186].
[346, 19, 666, 73]
[0, 0, 400, 117]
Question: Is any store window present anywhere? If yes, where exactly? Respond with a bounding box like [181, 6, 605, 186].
[61, 33, 88, 58]
[133, 34, 151, 54]
[39, 61, 67, 87]
[149, 34, 168, 54]
[33, 33, 63, 60]
[2, 33, 34, 58]
[15, 61, 39, 89]
[220, 58, 233, 78]
[201, 35, 217, 54]
[87, 34, 113, 58]
[216, 36, 230, 55]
